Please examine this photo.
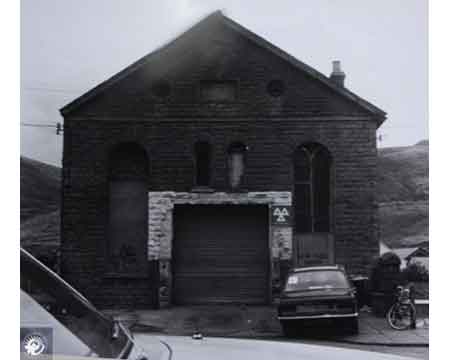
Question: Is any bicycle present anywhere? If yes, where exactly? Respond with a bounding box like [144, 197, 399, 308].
[386, 285, 417, 330]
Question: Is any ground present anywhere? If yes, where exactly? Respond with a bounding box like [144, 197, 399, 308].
[297, 340, 428, 360]
[107, 305, 428, 359]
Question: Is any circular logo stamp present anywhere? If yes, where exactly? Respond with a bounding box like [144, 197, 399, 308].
[22, 333, 47, 356]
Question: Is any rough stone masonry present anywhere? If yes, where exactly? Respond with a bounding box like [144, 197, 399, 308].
[59, 11, 386, 309]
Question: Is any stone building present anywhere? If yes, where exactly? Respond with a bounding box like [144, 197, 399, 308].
[60, 11, 386, 308]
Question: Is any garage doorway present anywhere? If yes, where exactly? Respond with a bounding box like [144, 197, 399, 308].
[172, 205, 269, 305]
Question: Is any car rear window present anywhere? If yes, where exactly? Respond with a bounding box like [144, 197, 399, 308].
[284, 270, 350, 292]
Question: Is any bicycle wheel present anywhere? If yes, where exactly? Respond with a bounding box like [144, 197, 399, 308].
[387, 303, 415, 330]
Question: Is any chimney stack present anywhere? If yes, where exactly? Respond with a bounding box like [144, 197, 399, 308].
[330, 60, 345, 87]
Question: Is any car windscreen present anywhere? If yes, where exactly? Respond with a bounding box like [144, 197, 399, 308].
[284, 270, 350, 292]
[21, 290, 94, 357]
[20, 249, 130, 358]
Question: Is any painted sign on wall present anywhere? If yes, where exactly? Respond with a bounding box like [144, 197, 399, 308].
[271, 206, 292, 225]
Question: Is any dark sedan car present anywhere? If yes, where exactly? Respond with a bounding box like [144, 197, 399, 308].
[277, 265, 359, 336]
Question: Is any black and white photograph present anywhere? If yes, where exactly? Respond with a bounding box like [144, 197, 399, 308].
[16, 1, 431, 359]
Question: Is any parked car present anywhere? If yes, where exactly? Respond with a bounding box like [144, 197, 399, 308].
[20, 247, 158, 359]
[277, 265, 359, 336]
[21, 249, 414, 359]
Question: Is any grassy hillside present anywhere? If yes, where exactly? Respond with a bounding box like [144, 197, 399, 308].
[20, 157, 60, 221]
[20, 157, 60, 262]
[20, 141, 429, 257]
[21, 210, 60, 260]
[377, 140, 428, 203]
[377, 141, 429, 248]
[379, 200, 428, 248]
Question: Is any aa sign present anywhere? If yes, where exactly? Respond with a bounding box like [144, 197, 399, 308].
[271, 206, 292, 225]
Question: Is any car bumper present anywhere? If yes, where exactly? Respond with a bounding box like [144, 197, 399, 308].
[278, 312, 358, 321]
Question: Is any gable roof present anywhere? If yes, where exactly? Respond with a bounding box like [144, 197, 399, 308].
[60, 11, 386, 124]
[392, 247, 418, 260]
[392, 247, 429, 260]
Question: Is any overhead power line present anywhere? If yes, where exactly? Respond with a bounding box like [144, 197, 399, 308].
[20, 122, 63, 135]
[21, 123, 55, 128]
[21, 86, 81, 94]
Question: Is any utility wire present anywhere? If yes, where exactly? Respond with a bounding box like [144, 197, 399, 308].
[20, 122, 63, 134]
[21, 86, 81, 94]
[21, 123, 56, 128]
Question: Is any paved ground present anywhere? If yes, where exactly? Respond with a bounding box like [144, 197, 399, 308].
[134, 334, 429, 360]
[107, 305, 428, 346]
[296, 340, 429, 359]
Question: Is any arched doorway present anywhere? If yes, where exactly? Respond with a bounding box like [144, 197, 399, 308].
[108, 143, 149, 275]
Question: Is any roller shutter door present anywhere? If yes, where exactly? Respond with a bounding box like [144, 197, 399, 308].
[173, 205, 269, 305]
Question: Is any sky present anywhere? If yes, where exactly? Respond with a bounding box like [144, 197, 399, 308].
[20, 0, 428, 166]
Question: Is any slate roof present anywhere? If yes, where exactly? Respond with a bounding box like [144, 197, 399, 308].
[60, 10, 386, 125]
[392, 247, 429, 260]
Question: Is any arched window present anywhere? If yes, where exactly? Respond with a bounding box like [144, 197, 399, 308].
[227, 142, 247, 190]
[294, 143, 332, 233]
[194, 141, 211, 187]
[108, 143, 149, 275]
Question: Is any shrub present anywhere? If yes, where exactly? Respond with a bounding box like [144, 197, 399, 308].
[368, 252, 403, 316]
[369, 252, 402, 294]
[402, 262, 429, 282]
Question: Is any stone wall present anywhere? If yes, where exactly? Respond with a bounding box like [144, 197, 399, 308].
[60, 15, 382, 309]
[60, 118, 379, 308]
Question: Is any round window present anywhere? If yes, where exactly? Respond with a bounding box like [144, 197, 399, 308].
[267, 79, 285, 97]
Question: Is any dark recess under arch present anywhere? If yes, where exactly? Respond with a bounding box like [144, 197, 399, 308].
[108, 143, 149, 275]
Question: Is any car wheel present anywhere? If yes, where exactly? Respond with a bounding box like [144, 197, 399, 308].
[281, 321, 297, 338]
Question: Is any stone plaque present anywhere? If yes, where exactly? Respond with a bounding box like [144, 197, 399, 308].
[200, 80, 237, 102]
